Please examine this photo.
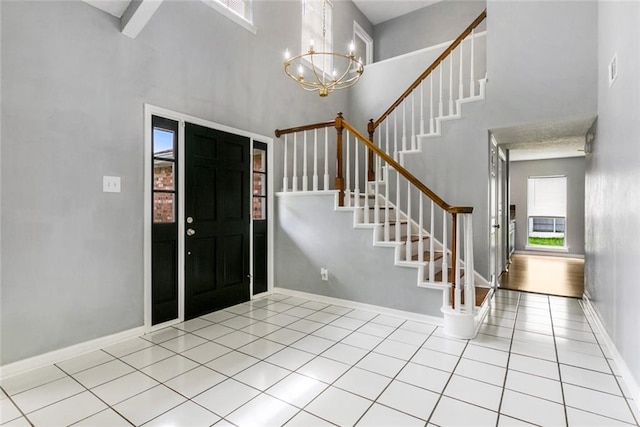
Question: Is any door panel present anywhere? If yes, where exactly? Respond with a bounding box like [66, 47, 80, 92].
[222, 234, 245, 286]
[185, 123, 250, 319]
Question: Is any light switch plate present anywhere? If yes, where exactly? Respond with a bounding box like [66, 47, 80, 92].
[103, 176, 121, 193]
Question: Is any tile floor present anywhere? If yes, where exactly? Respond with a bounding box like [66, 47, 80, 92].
[1, 290, 639, 426]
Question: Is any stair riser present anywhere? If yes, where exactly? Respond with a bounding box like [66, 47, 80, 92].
[356, 208, 399, 223]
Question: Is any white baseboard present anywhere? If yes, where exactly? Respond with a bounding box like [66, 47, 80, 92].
[582, 295, 640, 415]
[0, 326, 145, 381]
[273, 287, 443, 326]
[514, 249, 584, 259]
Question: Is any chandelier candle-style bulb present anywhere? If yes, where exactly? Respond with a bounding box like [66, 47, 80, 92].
[284, 49, 290, 60]
[349, 41, 355, 56]
[309, 39, 315, 53]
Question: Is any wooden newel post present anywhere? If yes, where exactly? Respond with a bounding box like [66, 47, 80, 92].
[335, 113, 345, 207]
[450, 212, 458, 305]
[367, 119, 376, 182]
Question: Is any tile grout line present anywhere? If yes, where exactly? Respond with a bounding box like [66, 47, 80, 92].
[494, 290, 521, 426]
[0, 384, 35, 427]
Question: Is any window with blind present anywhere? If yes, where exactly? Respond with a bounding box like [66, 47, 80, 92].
[301, 0, 333, 74]
[527, 176, 567, 247]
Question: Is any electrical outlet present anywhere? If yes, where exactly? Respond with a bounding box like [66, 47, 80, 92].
[320, 268, 329, 281]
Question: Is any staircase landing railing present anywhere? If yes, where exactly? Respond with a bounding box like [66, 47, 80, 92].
[366, 9, 487, 173]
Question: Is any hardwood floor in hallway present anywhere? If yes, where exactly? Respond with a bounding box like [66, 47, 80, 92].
[499, 253, 584, 298]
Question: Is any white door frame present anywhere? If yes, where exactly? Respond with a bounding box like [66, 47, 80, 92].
[143, 104, 274, 332]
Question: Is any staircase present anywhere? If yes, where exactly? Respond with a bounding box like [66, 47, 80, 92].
[274, 10, 491, 339]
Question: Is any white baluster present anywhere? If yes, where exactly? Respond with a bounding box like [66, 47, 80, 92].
[313, 129, 318, 191]
[429, 201, 435, 281]
[354, 133, 360, 208]
[346, 131, 351, 207]
[384, 163, 390, 242]
[420, 81, 425, 135]
[363, 146, 370, 223]
[470, 29, 475, 97]
[448, 55, 454, 116]
[292, 133, 298, 191]
[454, 217, 461, 311]
[464, 215, 476, 312]
[411, 92, 416, 150]
[442, 211, 451, 309]
[324, 127, 329, 190]
[402, 102, 407, 152]
[302, 131, 308, 191]
[429, 74, 435, 134]
[406, 182, 412, 261]
[385, 119, 390, 156]
[393, 110, 398, 162]
[442, 213, 448, 286]
[283, 134, 289, 192]
[439, 63, 444, 118]
[374, 156, 380, 225]
[458, 40, 464, 101]
[418, 194, 424, 263]
[395, 171, 401, 243]
[378, 130, 383, 178]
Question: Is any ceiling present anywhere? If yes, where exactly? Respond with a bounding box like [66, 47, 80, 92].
[83, 0, 440, 24]
[83, 0, 131, 18]
[491, 117, 597, 162]
[352, 0, 440, 25]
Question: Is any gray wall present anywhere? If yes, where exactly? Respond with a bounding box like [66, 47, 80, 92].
[586, 1, 640, 391]
[275, 193, 443, 316]
[509, 157, 585, 254]
[486, 0, 598, 129]
[374, 0, 486, 62]
[403, 102, 490, 279]
[0, 0, 371, 365]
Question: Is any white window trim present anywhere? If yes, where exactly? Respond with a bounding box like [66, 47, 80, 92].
[201, 0, 257, 35]
[301, 0, 333, 75]
[353, 21, 373, 65]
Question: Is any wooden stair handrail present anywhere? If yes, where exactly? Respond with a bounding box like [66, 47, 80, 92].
[275, 120, 336, 138]
[339, 117, 473, 215]
[370, 9, 487, 131]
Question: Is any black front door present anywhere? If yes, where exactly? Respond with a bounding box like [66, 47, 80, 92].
[185, 123, 250, 319]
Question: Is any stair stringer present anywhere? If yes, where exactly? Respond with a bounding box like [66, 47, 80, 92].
[397, 78, 487, 162]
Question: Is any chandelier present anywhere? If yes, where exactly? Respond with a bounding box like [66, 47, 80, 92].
[283, 0, 364, 97]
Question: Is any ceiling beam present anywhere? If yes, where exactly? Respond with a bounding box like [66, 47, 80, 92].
[120, 0, 163, 39]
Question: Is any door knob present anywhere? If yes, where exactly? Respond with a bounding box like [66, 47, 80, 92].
[187, 216, 194, 224]
[493, 224, 501, 229]
[187, 228, 196, 236]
